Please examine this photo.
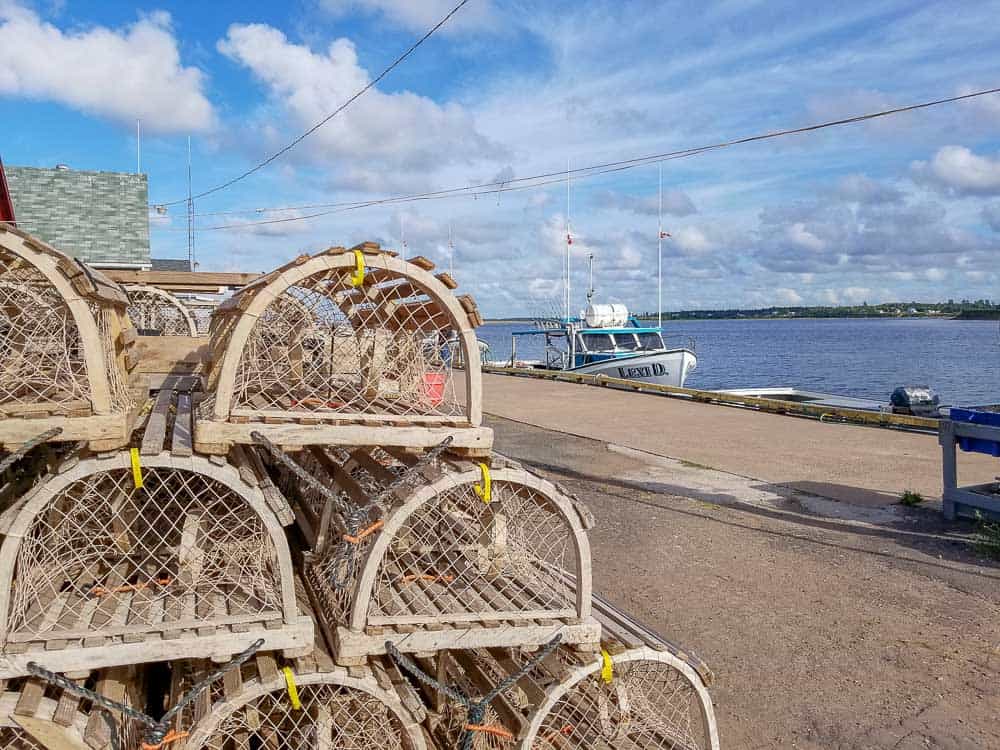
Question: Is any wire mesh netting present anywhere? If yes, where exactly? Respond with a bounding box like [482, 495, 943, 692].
[0, 258, 91, 410]
[227, 267, 466, 419]
[0, 674, 143, 750]
[182, 681, 418, 750]
[531, 657, 713, 750]
[8, 466, 284, 644]
[0, 727, 44, 750]
[96, 306, 133, 414]
[126, 287, 196, 336]
[367, 480, 578, 623]
[291, 451, 581, 627]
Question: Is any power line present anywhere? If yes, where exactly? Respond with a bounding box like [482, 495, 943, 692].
[152, 0, 474, 208]
[152, 84, 1000, 232]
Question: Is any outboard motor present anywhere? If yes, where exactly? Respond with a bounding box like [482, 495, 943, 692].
[890, 385, 940, 417]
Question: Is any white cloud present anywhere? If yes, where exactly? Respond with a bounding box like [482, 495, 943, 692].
[924, 267, 947, 282]
[912, 146, 1000, 195]
[672, 226, 713, 255]
[217, 24, 502, 186]
[0, 3, 214, 132]
[785, 222, 825, 252]
[320, 0, 495, 33]
[983, 202, 1000, 232]
[841, 287, 872, 304]
[773, 287, 802, 305]
[598, 189, 698, 217]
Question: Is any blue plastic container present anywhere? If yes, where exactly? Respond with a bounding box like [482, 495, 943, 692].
[950, 407, 1000, 457]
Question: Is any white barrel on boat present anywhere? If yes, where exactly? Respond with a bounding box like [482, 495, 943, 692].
[584, 302, 629, 327]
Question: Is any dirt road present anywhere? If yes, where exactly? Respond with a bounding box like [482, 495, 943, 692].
[487, 415, 1000, 749]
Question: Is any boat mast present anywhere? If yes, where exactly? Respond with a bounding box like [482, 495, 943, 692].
[657, 164, 662, 330]
[587, 253, 595, 303]
[448, 221, 454, 277]
[565, 157, 571, 322]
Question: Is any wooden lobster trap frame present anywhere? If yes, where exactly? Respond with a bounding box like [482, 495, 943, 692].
[274, 447, 600, 665]
[0, 450, 313, 678]
[170, 617, 429, 750]
[0, 224, 139, 451]
[125, 285, 199, 337]
[0, 666, 143, 750]
[424, 593, 719, 750]
[194, 243, 492, 456]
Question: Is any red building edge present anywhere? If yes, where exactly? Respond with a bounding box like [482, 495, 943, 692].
[0, 156, 15, 224]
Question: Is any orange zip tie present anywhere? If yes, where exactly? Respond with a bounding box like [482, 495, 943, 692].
[141, 730, 188, 750]
[464, 724, 515, 740]
[342, 519, 384, 544]
[92, 577, 172, 598]
[400, 573, 455, 584]
[542, 724, 574, 744]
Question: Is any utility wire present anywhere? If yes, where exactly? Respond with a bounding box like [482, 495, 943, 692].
[152, 0, 473, 208]
[153, 84, 1000, 231]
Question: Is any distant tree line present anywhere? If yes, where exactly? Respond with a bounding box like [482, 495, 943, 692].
[636, 300, 1000, 320]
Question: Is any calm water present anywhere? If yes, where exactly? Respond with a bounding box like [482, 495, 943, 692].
[478, 318, 1000, 406]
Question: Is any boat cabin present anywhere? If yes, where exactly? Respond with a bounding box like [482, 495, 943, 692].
[574, 325, 667, 366]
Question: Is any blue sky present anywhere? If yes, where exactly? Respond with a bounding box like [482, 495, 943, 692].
[2, 0, 1000, 316]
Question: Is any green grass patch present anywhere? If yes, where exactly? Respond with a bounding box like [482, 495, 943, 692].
[973, 512, 1000, 560]
[898, 490, 924, 507]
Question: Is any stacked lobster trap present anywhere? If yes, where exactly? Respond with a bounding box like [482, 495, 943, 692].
[0, 231, 720, 749]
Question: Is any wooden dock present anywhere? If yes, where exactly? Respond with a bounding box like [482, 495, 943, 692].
[479, 371, 998, 507]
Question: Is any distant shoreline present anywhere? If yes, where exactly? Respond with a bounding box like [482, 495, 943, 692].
[483, 314, 1000, 323]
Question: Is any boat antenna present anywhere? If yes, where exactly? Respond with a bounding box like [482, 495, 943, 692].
[565, 157, 572, 322]
[587, 252, 595, 304]
[448, 221, 454, 276]
[657, 164, 671, 329]
[400, 213, 407, 254]
[657, 164, 662, 329]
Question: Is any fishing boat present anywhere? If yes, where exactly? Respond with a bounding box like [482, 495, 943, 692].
[496, 164, 696, 387]
[504, 303, 697, 387]
[502, 250, 697, 387]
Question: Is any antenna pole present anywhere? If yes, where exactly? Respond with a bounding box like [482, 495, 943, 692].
[187, 136, 194, 270]
[448, 221, 454, 276]
[400, 214, 406, 254]
[657, 164, 662, 329]
[587, 252, 594, 303]
[565, 157, 571, 322]
[136, 120, 141, 174]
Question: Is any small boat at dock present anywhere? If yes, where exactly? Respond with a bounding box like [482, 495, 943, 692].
[500, 302, 698, 388]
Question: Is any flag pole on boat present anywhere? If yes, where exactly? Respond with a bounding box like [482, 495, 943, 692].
[448, 221, 454, 277]
[657, 164, 671, 330]
[658, 164, 662, 330]
[565, 157, 572, 322]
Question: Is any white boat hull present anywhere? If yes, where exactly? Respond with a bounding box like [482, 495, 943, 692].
[571, 348, 696, 388]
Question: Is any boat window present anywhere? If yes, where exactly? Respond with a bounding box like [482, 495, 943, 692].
[580, 333, 614, 351]
[612, 333, 640, 351]
[637, 331, 664, 350]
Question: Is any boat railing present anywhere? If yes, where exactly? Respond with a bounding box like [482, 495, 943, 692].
[661, 334, 697, 353]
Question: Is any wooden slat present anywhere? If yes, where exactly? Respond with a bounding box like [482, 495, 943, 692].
[141, 388, 174, 455]
[171, 393, 193, 457]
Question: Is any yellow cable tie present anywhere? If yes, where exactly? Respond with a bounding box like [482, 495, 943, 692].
[283, 667, 302, 710]
[350, 249, 366, 287]
[473, 462, 491, 503]
[130, 448, 144, 489]
[600, 649, 614, 684]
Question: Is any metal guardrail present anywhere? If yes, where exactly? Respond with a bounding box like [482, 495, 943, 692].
[482, 366, 939, 432]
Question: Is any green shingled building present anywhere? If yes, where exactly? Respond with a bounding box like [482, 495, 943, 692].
[5, 165, 150, 268]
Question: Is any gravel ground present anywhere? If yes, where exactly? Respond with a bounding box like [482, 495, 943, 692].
[488, 415, 1000, 750]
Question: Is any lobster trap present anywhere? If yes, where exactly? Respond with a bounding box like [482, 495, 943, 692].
[273, 446, 600, 665]
[125, 285, 198, 337]
[0, 666, 143, 750]
[0, 224, 138, 451]
[424, 593, 719, 750]
[194, 243, 492, 456]
[169, 622, 429, 750]
[0, 451, 312, 678]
